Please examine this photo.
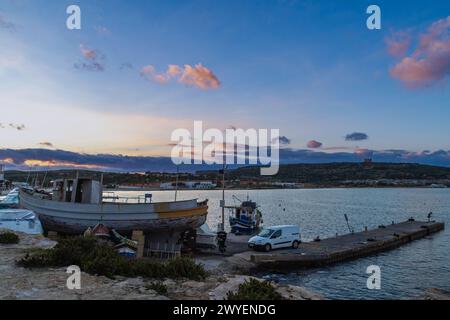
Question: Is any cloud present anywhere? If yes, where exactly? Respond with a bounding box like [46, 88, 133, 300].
[272, 136, 291, 146]
[1, 148, 450, 171]
[345, 132, 369, 141]
[119, 63, 133, 70]
[0, 15, 16, 32]
[140, 64, 221, 90]
[179, 64, 221, 89]
[389, 16, 450, 88]
[386, 31, 412, 57]
[74, 45, 106, 72]
[307, 140, 322, 148]
[0, 123, 25, 130]
[38, 142, 54, 148]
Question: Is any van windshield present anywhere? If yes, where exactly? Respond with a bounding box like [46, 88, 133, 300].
[258, 229, 274, 238]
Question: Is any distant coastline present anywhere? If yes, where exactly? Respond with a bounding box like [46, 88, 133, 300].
[4, 162, 450, 190]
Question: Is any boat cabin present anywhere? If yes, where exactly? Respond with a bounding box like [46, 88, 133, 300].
[52, 178, 103, 204]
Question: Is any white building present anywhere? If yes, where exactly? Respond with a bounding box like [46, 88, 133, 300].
[160, 181, 217, 190]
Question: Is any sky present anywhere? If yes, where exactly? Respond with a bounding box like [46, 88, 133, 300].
[1, 0, 450, 171]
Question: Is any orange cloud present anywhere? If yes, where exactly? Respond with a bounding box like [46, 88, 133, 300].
[179, 64, 221, 89]
[140, 64, 221, 90]
[389, 16, 450, 87]
[23, 159, 104, 169]
[1, 158, 14, 164]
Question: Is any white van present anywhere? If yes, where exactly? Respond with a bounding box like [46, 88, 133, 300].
[248, 225, 301, 251]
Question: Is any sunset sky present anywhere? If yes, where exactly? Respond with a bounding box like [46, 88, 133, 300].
[1, 0, 450, 170]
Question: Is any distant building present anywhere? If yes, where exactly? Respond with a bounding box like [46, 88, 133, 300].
[271, 182, 298, 188]
[160, 181, 217, 190]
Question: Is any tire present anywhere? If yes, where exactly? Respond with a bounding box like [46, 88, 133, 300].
[264, 243, 272, 252]
[292, 240, 299, 249]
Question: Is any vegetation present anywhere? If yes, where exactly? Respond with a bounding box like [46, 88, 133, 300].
[0, 231, 20, 244]
[226, 278, 283, 300]
[17, 236, 208, 280]
[146, 281, 168, 295]
[225, 162, 450, 185]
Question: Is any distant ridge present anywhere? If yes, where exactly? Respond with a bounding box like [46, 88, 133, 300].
[6, 162, 450, 188]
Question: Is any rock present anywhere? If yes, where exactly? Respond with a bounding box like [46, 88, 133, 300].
[209, 275, 256, 300]
[420, 288, 450, 300]
[208, 274, 324, 300]
[276, 284, 324, 300]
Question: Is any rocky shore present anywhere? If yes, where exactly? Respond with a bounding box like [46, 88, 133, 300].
[0, 231, 323, 300]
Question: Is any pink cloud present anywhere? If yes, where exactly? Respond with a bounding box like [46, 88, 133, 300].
[140, 64, 221, 90]
[386, 31, 411, 57]
[307, 140, 322, 148]
[179, 64, 221, 89]
[389, 16, 450, 88]
[75, 45, 105, 72]
[80, 45, 96, 59]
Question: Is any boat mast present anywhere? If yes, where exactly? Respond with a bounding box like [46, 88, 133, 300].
[220, 164, 226, 231]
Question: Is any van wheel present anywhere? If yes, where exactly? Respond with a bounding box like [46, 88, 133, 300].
[292, 241, 299, 249]
[264, 244, 272, 252]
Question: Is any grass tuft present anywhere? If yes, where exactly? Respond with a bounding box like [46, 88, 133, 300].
[226, 278, 283, 300]
[0, 231, 19, 244]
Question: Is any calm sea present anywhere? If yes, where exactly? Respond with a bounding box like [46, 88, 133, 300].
[117, 188, 450, 300]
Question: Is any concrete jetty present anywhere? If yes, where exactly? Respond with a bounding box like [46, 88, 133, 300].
[226, 220, 445, 270]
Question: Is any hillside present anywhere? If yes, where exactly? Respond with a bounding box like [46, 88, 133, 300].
[4, 162, 450, 188]
[221, 162, 450, 187]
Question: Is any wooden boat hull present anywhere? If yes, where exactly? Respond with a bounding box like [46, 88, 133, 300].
[19, 189, 208, 235]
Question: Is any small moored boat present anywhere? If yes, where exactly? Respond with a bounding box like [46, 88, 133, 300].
[227, 197, 263, 234]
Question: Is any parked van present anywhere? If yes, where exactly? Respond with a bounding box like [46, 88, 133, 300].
[248, 225, 301, 251]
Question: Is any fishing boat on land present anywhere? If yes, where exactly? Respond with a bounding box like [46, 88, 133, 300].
[19, 177, 208, 235]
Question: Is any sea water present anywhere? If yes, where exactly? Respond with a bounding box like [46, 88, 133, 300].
[118, 188, 450, 299]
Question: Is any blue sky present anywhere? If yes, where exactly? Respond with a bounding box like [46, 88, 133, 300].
[1, 0, 450, 170]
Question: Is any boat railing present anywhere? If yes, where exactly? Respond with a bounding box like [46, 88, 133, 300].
[102, 193, 152, 204]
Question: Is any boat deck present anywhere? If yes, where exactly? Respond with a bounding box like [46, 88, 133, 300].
[224, 220, 445, 270]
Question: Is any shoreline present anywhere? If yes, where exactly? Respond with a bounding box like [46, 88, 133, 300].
[110, 186, 450, 192]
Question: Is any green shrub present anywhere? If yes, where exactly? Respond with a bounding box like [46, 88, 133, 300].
[146, 281, 168, 295]
[0, 231, 19, 244]
[226, 278, 283, 300]
[17, 236, 207, 280]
